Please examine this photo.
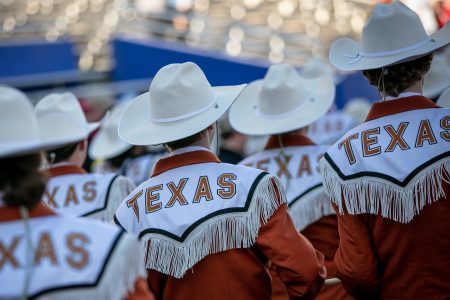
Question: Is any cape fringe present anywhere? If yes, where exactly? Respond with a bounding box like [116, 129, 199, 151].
[289, 187, 335, 232]
[319, 157, 450, 223]
[44, 234, 146, 300]
[143, 175, 286, 278]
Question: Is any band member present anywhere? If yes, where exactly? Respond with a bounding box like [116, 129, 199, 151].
[321, 1, 450, 298]
[35, 93, 135, 221]
[89, 102, 166, 184]
[229, 63, 353, 300]
[114, 62, 326, 300]
[0, 86, 154, 299]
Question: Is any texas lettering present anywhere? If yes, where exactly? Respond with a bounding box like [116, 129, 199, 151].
[339, 116, 450, 165]
[245, 154, 322, 179]
[127, 173, 237, 223]
[0, 232, 89, 271]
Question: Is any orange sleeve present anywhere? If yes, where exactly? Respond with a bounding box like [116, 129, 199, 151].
[146, 269, 167, 300]
[256, 203, 326, 299]
[333, 203, 380, 299]
[124, 277, 156, 300]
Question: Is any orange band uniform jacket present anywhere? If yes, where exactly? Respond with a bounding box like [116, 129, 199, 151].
[114, 149, 326, 300]
[320, 96, 450, 299]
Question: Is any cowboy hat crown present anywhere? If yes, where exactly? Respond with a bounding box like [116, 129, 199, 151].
[0, 86, 66, 158]
[258, 64, 310, 117]
[35, 92, 100, 145]
[148, 62, 216, 122]
[329, 0, 450, 71]
[229, 63, 335, 135]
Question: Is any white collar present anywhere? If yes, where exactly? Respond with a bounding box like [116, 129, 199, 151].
[385, 92, 422, 101]
[48, 162, 79, 168]
[169, 146, 211, 157]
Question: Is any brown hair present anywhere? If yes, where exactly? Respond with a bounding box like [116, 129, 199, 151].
[0, 153, 47, 209]
[165, 130, 205, 151]
[362, 54, 433, 97]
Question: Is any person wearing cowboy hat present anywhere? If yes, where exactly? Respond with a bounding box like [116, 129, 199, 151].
[89, 102, 167, 185]
[320, 1, 450, 299]
[0, 86, 155, 300]
[114, 61, 326, 300]
[423, 50, 450, 101]
[229, 63, 353, 300]
[35, 92, 135, 222]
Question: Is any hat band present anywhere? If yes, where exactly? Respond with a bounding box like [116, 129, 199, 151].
[345, 37, 432, 64]
[149, 94, 217, 123]
[256, 97, 311, 119]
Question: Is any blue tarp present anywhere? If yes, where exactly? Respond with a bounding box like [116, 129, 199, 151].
[0, 39, 77, 79]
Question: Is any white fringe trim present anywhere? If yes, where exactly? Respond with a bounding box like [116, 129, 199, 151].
[319, 157, 450, 223]
[143, 175, 286, 278]
[42, 233, 147, 300]
[288, 187, 335, 232]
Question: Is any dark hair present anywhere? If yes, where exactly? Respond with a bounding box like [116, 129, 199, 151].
[362, 54, 433, 97]
[165, 131, 205, 150]
[46, 142, 79, 164]
[0, 153, 47, 209]
[108, 147, 135, 169]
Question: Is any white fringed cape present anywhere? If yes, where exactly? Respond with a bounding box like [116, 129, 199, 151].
[142, 175, 286, 278]
[289, 186, 335, 231]
[43, 233, 147, 300]
[320, 156, 450, 223]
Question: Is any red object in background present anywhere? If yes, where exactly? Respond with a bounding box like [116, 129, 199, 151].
[437, 1, 450, 27]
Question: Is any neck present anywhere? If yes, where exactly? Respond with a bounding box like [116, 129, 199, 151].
[168, 137, 212, 154]
[384, 81, 423, 98]
[279, 128, 308, 137]
[65, 151, 85, 167]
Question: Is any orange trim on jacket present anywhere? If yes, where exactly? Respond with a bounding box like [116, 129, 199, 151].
[152, 150, 220, 177]
[146, 149, 326, 300]
[264, 134, 315, 150]
[364, 95, 439, 122]
[334, 96, 450, 299]
[46, 164, 87, 177]
[264, 134, 353, 300]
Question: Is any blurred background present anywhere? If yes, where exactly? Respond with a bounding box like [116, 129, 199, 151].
[0, 0, 449, 120]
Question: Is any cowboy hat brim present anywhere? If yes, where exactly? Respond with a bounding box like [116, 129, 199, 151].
[329, 22, 450, 71]
[0, 138, 74, 158]
[229, 74, 335, 136]
[89, 129, 132, 160]
[118, 84, 246, 145]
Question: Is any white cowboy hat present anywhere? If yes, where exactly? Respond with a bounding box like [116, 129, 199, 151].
[89, 102, 132, 160]
[343, 97, 372, 124]
[329, 1, 450, 71]
[437, 87, 450, 108]
[229, 63, 335, 135]
[301, 58, 342, 84]
[423, 53, 450, 99]
[35, 92, 100, 145]
[118, 62, 246, 145]
[0, 86, 67, 158]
